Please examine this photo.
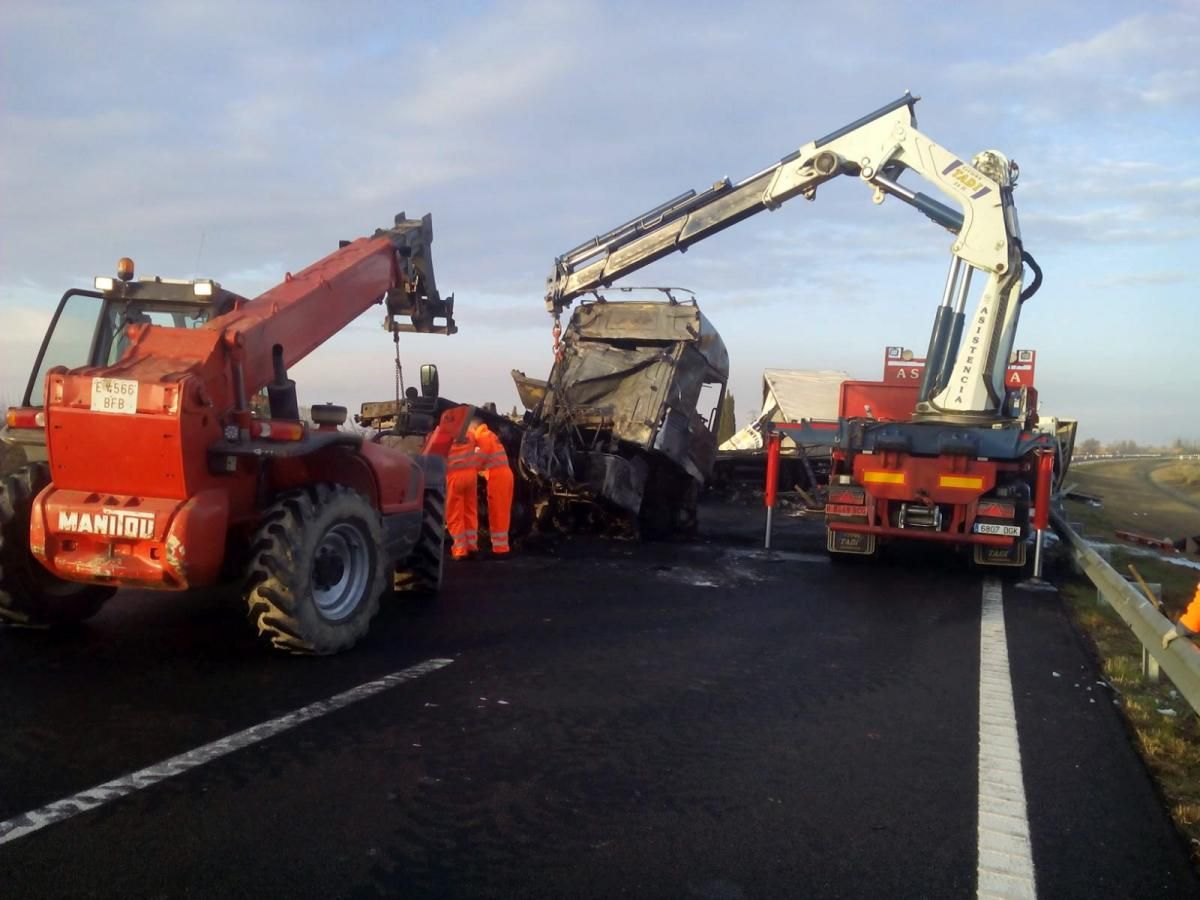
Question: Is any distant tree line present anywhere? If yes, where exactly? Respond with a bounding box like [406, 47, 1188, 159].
[1077, 437, 1200, 457]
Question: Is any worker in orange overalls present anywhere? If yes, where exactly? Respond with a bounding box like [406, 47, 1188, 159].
[1178, 582, 1200, 639]
[445, 426, 480, 561]
[470, 416, 513, 557]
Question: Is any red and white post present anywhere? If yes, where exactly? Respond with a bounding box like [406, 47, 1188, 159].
[764, 429, 783, 550]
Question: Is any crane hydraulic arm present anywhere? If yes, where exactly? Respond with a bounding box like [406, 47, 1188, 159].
[545, 94, 1039, 422]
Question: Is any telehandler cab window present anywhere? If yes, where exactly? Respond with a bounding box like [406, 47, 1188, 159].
[23, 291, 219, 407]
[103, 302, 211, 365]
[23, 291, 102, 408]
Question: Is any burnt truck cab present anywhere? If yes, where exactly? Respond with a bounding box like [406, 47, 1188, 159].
[2, 260, 245, 473]
[517, 296, 729, 535]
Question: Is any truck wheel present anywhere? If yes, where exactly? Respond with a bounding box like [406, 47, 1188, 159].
[244, 484, 386, 655]
[0, 463, 114, 627]
[394, 480, 446, 595]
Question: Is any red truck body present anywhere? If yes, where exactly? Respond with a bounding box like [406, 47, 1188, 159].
[774, 348, 1055, 566]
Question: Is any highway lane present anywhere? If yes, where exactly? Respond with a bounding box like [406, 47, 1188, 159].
[0, 503, 1196, 898]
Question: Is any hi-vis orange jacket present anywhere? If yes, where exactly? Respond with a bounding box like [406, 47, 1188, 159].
[1181, 582, 1200, 635]
[471, 423, 509, 474]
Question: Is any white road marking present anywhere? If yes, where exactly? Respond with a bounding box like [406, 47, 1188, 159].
[977, 578, 1037, 899]
[0, 657, 454, 848]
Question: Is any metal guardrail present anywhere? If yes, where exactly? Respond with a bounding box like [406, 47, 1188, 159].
[1051, 510, 1200, 715]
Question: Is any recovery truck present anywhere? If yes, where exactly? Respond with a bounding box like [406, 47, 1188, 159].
[543, 92, 1069, 568]
[0, 214, 461, 654]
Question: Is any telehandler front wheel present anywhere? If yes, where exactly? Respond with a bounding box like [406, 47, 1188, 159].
[244, 484, 386, 655]
[0, 463, 114, 627]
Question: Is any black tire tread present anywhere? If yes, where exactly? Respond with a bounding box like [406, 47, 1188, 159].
[0, 463, 114, 627]
[243, 483, 385, 655]
[394, 482, 446, 595]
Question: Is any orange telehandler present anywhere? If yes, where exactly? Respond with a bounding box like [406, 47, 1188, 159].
[0, 213, 464, 654]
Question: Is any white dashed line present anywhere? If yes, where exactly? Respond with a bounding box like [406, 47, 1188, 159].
[978, 578, 1037, 899]
[0, 657, 454, 848]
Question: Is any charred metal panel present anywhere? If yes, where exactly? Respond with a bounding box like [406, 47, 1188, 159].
[581, 452, 648, 514]
[518, 297, 728, 533]
[512, 370, 548, 411]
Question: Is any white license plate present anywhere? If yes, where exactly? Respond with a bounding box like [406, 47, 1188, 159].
[974, 522, 1021, 537]
[90, 378, 139, 414]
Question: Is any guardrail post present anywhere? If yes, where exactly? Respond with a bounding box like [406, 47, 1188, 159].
[1143, 646, 1161, 683]
[1128, 574, 1164, 683]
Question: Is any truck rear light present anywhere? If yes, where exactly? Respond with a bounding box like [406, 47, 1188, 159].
[250, 419, 306, 441]
[5, 407, 45, 429]
[978, 500, 1015, 518]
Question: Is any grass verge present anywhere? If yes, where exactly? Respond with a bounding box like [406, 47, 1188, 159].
[1059, 458, 1200, 865]
[1060, 577, 1200, 865]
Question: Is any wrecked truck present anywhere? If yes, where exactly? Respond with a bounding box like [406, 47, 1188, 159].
[514, 295, 729, 536]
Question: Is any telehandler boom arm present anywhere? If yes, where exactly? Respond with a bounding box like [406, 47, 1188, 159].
[42, 214, 455, 501]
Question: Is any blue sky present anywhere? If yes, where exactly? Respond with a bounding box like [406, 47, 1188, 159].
[2, 1, 1196, 443]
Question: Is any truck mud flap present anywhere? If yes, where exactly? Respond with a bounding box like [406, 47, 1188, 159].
[973, 541, 1027, 567]
[827, 528, 876, 555]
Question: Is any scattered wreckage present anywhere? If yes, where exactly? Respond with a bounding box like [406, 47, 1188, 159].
[360, 291, 730, 540]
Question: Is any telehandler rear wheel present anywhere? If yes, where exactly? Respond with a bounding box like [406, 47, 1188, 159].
[393, 479, 446, 596]
[244, 484, 386, 655]
[0, 463, 114, 627]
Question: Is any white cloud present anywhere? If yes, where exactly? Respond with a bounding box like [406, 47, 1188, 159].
[1, 2, 1197, 441]
[949, 8, 1200, 120]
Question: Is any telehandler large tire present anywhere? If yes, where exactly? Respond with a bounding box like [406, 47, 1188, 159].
[243, 484, 386, 655]
[0, 463, 114, 627]
[393, 477, 446, 596]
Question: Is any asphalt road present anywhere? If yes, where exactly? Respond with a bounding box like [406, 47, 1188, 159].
[0, 502, 1196, 898]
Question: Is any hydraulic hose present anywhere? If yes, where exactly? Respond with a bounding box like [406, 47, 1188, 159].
[1019, 250, 1042, 303]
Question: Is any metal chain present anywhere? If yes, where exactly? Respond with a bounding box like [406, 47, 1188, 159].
[393, 330, 405, 407]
